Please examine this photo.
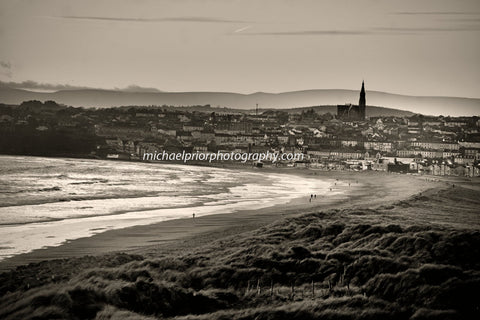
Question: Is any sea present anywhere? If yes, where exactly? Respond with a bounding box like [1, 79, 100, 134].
[0, 155, 334, 260]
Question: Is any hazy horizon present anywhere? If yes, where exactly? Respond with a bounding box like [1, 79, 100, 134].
[2, 80, 480, 100]
[1, 0, 480, 103]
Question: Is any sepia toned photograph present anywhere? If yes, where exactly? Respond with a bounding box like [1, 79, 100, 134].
[0, 1, 479, 319]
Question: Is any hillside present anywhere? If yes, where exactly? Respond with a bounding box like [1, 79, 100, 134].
[279, 105, 414, 117]
[0, 86, 478, 116]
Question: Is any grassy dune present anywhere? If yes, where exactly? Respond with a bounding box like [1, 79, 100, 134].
[1, 186, 479, 320]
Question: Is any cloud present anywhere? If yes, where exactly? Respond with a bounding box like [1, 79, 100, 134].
[392, 11, 480, 15]
[233, 25, 252, 33]
[374, 25, 480, 33]
[0, 80, 92, 91]
[0, 61, 11, 69]
[0, 61, 12, 78]
[232, 24, 480, 37]
[0, 81, 162, 92]
[49, 15, 248, 24]
[438, 17, 480, 23]
[233, 29, 372, 36]
[115, 85, 162, 93]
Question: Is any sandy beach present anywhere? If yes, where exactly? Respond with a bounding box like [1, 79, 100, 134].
[0, 158, 333, 265]
[1, 168, 479, 320]
[0, 169, 437, 271]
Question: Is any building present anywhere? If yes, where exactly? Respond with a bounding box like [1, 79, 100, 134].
[387, 160, 412, 173]
[215, 121, 252, 134]
[337, 81, 366, 121]
[410, 141, 459, 151]
[364, 141, 393, 153]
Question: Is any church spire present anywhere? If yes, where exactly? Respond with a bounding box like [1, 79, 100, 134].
[359, 80, 366, 107]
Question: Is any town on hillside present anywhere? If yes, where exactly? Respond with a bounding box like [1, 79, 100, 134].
[0, 83, 479, 176]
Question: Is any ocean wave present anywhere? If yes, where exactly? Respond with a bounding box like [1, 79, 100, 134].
[0, 156, 336, 260]
[0, 198, 205, 226]
[69, 179, 109, 185]
[0, 191, 166, 208]
[38, 186, 61, 192]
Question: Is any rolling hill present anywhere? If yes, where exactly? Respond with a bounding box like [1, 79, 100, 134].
[0, 86, 478, 116]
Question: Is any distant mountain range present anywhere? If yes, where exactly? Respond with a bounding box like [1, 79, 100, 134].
[1, 86, 479, 116]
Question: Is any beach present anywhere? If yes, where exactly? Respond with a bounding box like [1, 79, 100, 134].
[1, 161, 479, 320]
[0, 168, 437, 271]
[0, 156, 338, 263]
[1, 168, 479, 319]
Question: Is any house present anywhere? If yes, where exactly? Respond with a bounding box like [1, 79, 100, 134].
[361, 127, 374, 137]
[36, 125, 49, 131]
[307, 150, 331, 160]
[193, 145, 208, 152]
[124, 140, 136, 154]
[105, 138, 124, 152]
[0, 115, 14, 123]
[410, 141, 459, 151]
[387, 162, 412, 173]
[214, 133, 235, 145]
[277, 136, 289, 144]
[397, 150, 416, 157]
[191, 131, 215, 142]
[215, 121, 252, 134]
[176, 131, 193, 142]
[137, 141, 162, 155]
[340, 140, 360, 147]
[462, 148, 480, 160]
[459, 141, 480, 149]
[157, 128, 176, 136]
[444, 121, 467, 127]
[330, 151, 364, 160]
[364, 141, 393, 153]
[183, 124, 204, 132]
[177, 115, 191, 122]
[417, 150, 443, 159]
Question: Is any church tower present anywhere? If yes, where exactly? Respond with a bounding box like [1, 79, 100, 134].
[359, 80, 366, 107]
[336, 80, 366, 121]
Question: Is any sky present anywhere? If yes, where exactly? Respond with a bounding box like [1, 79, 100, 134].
[0, 0, 479, 98]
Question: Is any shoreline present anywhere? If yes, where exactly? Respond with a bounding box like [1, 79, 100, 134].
[0, 169, 439, 272]
[0, 160, 334, 263]
[0, 175, 346, 271]
[1, 164, 478, 320]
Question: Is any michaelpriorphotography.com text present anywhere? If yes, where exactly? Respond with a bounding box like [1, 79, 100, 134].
[142, 150, 304, 163]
